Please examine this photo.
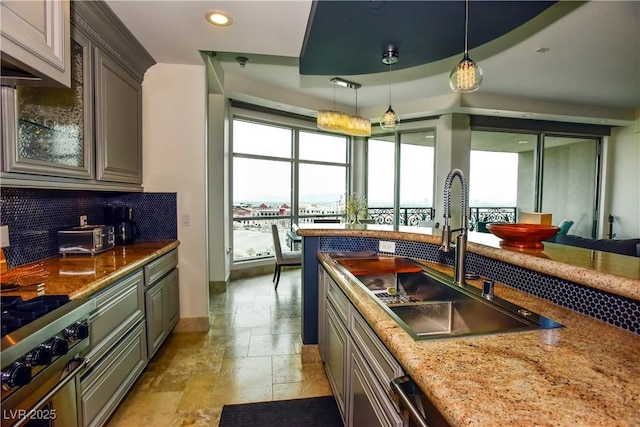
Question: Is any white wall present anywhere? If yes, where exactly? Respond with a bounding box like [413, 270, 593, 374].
[607, 113, 640, 239]
[142, 63, 209, 323]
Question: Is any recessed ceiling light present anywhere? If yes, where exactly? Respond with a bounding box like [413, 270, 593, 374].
[518, 140, 529, 144]
[535, 47, 550, 53]
[205, 10, 233, 27]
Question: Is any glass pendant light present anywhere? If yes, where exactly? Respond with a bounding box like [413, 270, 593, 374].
[317, 78, 370, 136]
[449, 0, 483, 93]
[380, 47, 400, 130]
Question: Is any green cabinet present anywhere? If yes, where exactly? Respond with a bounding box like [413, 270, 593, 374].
[320, 265, 404, 427]
[1, 28, 93, 180]
[81, 270, 146, 427]
[144, 249, 180, 358]
[94, 47, 142, 184]
[0, 0, 71, 87]
[0, 0, 153, 190]
[80, 249, 179, 426]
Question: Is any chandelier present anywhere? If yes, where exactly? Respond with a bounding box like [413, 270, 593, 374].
[317, 78, 371, 137]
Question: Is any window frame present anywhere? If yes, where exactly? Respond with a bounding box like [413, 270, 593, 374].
[230, 112, 350, 264]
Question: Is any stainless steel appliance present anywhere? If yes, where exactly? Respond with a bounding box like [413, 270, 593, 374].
[391, 375, 450, 427]
[103, 206, 138, 246]
[58, 225, 115, 255]
[1, 295, 95, 427]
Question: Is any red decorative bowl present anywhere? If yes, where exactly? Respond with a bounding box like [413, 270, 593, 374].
[486, 223, 560, 249]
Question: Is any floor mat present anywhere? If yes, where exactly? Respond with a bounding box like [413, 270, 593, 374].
[219, 396, 343, 427]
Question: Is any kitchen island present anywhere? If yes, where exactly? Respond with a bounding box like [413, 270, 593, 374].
[297, 224, 640, 426]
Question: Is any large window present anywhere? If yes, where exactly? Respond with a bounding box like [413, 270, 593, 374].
[541, 136, 599, 237]
[367, 131, 435, 225]
[470, 131, 536, 227]
[470, 129, 601, 236]
[232, 118, 348, 262]
[298, 131, 348, 220]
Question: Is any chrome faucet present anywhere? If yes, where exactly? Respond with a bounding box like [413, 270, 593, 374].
[440, 168, 469, 286]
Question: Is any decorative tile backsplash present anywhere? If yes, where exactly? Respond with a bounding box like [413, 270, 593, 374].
[1, 187, 177, 267]
[319, 236, 640, 335]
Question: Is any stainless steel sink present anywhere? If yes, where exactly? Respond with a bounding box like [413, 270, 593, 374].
[353, 264, 563, 340]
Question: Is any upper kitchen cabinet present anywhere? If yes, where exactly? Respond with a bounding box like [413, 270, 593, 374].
[0, 0, 155, 190]
[1, 0, 71, 87]
[1, 28, 93, 180]
[94, 49, 142, 184]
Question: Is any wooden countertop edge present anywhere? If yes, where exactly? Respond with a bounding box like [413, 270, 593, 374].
[318, 253, 640, 426]
[70, 241, 180, 299]
[298, 227, 640, 301]
[1, 241, 180, 301]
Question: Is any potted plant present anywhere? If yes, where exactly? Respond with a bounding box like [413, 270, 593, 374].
[342, 193, 368, 224]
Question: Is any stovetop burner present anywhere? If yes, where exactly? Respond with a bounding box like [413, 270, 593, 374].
[1, 295, 71, 337]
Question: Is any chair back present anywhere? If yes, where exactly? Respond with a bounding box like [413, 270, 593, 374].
[558, 219, 574, 235]
[271, 224, 284, 263]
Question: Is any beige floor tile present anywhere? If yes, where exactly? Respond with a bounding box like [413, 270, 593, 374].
[272, 355, 329, 385]
[250, 325, 272, 335]
[247, 333, 301, 356]
[271, 317, 301, 334]
[170, 408, 222, 427]
[177, 371, 220, 411]
[108, 391, 183, 426]
[223, 344, 249, 358]
[272, 381, 333, 400]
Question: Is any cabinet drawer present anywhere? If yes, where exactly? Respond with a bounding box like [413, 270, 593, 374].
[81, 320, 147, 427]
[351, 309, 404, 402]
[144, 249, 178, 286]
[327, 275, 349, 324]
[86, 270, 144, 365]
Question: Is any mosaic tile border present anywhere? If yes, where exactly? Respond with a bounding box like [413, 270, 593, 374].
[1, 188, 177, 267]
[319, 236, 640, 335]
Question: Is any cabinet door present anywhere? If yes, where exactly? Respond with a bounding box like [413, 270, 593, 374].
[145, 279, 166, 359]
[165, 268, 180, 332]
[318, 266, 327, 360]
[1, 29, 92, 179]
[325, 303, 348, 422]
[351, 346, 403, 427]
[0, 0, 70, 87]
[94, 47, 142, 184]
[81, 321, 147, 427]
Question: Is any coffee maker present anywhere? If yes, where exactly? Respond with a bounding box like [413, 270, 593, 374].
[103, 206, 139, 245]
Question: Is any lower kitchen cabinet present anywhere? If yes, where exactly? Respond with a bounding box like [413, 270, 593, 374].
[144, 250, 180, 359]
[84, 270, 145, 365]
[80, 321, 147, 427]
[78, 249, 179, 426]
[145, 268, 179, 358]
[325, 303, 348, 420]
[320, 266, 405, 427]
[351, 345, 402, 427]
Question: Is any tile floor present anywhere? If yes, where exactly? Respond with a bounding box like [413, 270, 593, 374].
[107, 268, 333, 426]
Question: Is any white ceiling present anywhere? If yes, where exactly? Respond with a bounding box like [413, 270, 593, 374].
[105, 1, 639, 126]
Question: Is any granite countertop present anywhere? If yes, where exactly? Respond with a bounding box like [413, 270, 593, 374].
[319, 252, 640, 426]
[296, 224, 640, 301]
[0, 241, 179, 300]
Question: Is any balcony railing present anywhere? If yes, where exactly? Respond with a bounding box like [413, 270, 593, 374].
[367, 207, 435, 226]
[366, 206, 517, 229]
